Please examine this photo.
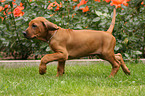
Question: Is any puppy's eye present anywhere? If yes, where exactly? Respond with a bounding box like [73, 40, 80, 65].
[32, 24, 37, 28]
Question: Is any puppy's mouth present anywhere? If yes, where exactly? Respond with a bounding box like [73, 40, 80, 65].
[25, 35, 36, 39]
[23, 31, 37, 39]
[30, 35, 37, 39]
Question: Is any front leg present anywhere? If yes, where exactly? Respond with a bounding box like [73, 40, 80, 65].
[39, 52, 68, 75]
[56, 60, 66, 77]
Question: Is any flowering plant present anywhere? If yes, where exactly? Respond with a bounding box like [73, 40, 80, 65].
[0, 0, 24, 21]
[0, 0, 144, 60]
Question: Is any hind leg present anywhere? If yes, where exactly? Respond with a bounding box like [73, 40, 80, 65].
[107, 55, 121, 77]
[99, 53, 121, 77]
[115, 53, 130, 75]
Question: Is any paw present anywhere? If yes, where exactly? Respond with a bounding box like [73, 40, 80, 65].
[125, 69, 131, 75]
[56, 72, 64, 77]
[123, 68, 131, 75]
[39, 65, 47, 75]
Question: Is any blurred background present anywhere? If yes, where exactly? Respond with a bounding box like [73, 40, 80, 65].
[0, 0, 144, 60]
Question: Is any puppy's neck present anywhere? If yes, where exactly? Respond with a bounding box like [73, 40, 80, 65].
[46, 30, 58, 43]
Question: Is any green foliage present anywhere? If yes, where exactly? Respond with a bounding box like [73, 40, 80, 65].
[0, 0, 144, 59]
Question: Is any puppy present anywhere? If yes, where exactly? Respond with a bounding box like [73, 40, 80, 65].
[23, 8, 130, 77]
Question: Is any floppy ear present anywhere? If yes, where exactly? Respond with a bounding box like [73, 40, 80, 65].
[41, 20, 59, 30]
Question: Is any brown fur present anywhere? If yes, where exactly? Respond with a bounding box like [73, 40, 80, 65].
[23, 8, 130, 77]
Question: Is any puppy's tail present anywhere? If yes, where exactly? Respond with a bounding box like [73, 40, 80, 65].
[107, 8, 116, 34]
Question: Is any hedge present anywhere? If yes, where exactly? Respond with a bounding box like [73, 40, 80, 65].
[0, 0, 144, 60]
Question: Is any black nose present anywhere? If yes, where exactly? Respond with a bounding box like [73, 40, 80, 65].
[23, 31, 26, 36]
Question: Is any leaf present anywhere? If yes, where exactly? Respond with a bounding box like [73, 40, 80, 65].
[23, 17, 29, 22]
[133, 51, 142, 55]
[46, 47, 51, 52]
[75, 24, 82, 29]
[79, 5, 86, 9]
[124, 53, 131, 60]
[43, 14, 51, 19]
[0, 24, 5, 28]
[123, 38, 128, 44]
[104, 13, 111, 17]
[92, 17, 100, 22]
[95, 11, 102, 16]
[95, 10, 110, 17]
[40, 43, 47, 49]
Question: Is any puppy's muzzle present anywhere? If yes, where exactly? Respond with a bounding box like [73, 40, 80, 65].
[23, 31, 36, 39]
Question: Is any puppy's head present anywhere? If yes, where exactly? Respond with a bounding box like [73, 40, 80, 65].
[23, 17, 59, 41]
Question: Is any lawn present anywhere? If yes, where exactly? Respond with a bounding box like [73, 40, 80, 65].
[0, 61, 145, 96]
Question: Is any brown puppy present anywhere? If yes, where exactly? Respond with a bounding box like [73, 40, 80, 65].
[23, 8, 130, 77]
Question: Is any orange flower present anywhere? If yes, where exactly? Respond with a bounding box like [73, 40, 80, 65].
[81, 6, 89, 12]
[124, 22, 127, 25]
[17, 6, 24, 10]
[8, 12, 11, 14]
[141, 2, 145, 7]
[0, 17, 4, 21]
[47, 1, 62, 11]
[54, 1, 59, 6]
[13, 6, 24, 17]
[73, 0, 78, 1]
[122, 0, 130, 6]
[55, 6, 60, 11]
[50, 14, 53, 17]
[1, 1, 24, 20]
[0, 6, 3, 12]
[94, 0, 101, 2]
[47, 3, 54, 10]
[123, 2, 128, 6]
[0, 0, 6, 2]
[105, 0, 110, 3]
[72, 13, 76, 18]
[111, 0, 123, 4]
[73, 5, 77, 9]
[3, 11, 6, 15]
[122, 8, 124, 10]
[77, 0, 88, 8]
[4, 4, 9, 8]
[20, 3, 23, 7]
[12, 2, 17, 6]
[110, 0, 130, 8]
[60, 2, 62, 7]
[3, 9, 11, 15]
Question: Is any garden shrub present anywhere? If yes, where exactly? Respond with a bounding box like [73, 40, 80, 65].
[0, 0, 144, 60]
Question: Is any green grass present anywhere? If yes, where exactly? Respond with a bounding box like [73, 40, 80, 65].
[0, 62, 145, 96]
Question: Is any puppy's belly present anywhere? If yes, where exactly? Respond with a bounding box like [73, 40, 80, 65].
[67, 45, 102, 59]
